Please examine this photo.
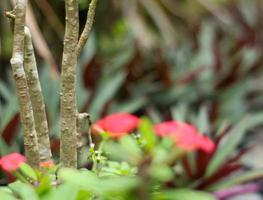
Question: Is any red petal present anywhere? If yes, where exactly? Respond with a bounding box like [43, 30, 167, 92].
[40, 160, 55, 168]
[94, 113, 139, 138]
[154, 121, 215, 152]
[0, 153, 26, 172]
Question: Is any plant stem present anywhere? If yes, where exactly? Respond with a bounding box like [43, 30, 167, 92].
[10, 0, 39, 168]
[60, 0, 79, 168]
[24, 26, 52, 163]
[77, 0, 98, 57]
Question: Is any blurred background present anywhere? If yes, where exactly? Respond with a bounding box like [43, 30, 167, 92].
[1, 0, 263, 180]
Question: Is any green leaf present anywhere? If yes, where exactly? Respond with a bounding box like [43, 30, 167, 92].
[171, 104, 188, 122]
[100, 161, 137, 177]
[195, 105, 210, 135]
[0, 190, 18, 200]
[9, 181, 39, 200]
[59, 168, 100, 193]
[109, 97, 148, 113]
[149, 165, 174, 182]
[76, 189, 94, 200]
[49, 183, 80, 200]
[119, 135, 142, 158]
[0, 97, 18, 131]
[162, 189, 216, 200]
[138, 117, 157, 150]
[99, 176, 139, 194]
[19, 163, 38, 181]
[59, 168, 139, 195]
[208, 169, 263, 191]
[206, 113, 263, 177]
[0, 80, 12, 100]
[89, 71, 125, 119]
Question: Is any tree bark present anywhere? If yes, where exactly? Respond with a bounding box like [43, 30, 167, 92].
[10, 0, 39, 168]
[24, 26, 52, 163]
[60, 0, 79, 168]
[76, 0, 98, 57]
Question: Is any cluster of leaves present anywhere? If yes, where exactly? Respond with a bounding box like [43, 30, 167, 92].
[0, 114, 263, 199]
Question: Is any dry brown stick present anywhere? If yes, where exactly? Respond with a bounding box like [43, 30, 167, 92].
[9, 0, 39, 168]
[60, 0, 79, 168]
[24, 26, 52, 163]
[76, 0, 98, 57]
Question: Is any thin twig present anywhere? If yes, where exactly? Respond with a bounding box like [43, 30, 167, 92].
[77, 0, 98, 57]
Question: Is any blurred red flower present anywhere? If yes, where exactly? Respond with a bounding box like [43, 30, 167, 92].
[93, 113, 139, 138]
[39, 160, 55, 168]
[0, 153, 26, 172]
[154, 121, 215, 153]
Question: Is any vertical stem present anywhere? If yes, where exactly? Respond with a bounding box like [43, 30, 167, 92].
[76, 0, 98, 57]
[24, 26, 52, 163]
[60, 0, 79, 168]
[10, 0, 39, 168]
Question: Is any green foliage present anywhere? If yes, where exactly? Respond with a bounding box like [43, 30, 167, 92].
[206, 113, 263, 177]
[1, 0, 263, 199]
[19, 163, 38, 181]
[160, 189, 217, 200]
[1, 116, 263, 199]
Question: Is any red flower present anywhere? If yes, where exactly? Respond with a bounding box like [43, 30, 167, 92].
[154, 121, 215, 153]
[93, 113, 139, 138]
[0, 153, 26, 172]
[39, 160, 55, 168]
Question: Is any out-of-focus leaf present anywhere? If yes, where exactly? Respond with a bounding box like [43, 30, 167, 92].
[9, 181, 39, 200]
[149, 165, 174, 182]
[79, 33, 97, 65]
[208, 170, 263, 191]
[89, 71, 126, 119]
[0, 97, 18, 131]
[119, 135, 142, 159]
[77, 63, 90, 109]
[48, 183, 80, 200]
[195, 105, 210, 135]
[100, 161, 137, 177]
[59, 168, 99, 193]
[1, 114, 19, 145]
[161, 189, 216, 200]
[40, 66, 60, 137]
[0, 80, 12, 100]
[0, 136, 19, 156]
[103, 141, 135, 162]
[109, 97, 148, 113]
[206, 113, 263, 177]
[59, 168, 139, 195]
[138, 117, 156, 151]
[19, 163, 38, 181]
[0, 190, 18, 200]
[171, 104, 188, 122]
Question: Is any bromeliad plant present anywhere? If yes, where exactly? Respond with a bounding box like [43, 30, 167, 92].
[0, 112, 263, 199]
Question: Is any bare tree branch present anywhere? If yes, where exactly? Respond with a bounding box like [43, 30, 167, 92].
[60, 0, 79, 168]
[24, 26, 52, 163]
[10, 0, 39, 168]
[77, 0, 98, 57]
